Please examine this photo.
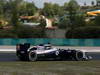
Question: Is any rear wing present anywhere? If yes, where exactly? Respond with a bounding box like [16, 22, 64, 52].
[16, 43, 30, 51]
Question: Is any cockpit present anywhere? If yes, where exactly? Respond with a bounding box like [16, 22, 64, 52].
[44, 45, 52, 50]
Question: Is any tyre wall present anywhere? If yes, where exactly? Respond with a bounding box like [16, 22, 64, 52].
[0, 38, 100, 46]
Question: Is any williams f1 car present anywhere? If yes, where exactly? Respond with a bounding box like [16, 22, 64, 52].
[16, 43, 92, 61]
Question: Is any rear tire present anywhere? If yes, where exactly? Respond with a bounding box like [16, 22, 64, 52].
[28, 50, 37, 61]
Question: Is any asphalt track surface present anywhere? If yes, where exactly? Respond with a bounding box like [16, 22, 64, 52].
[0, 46, 100, 61]
[0, 52, 100, 62]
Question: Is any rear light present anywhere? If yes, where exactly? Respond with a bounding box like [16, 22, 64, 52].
[16, 44, 20, 51]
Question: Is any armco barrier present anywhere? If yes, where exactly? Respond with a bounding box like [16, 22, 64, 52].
[0, 38, 100, 46]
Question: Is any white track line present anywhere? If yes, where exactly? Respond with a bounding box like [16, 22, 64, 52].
[0, 49, 16, 52]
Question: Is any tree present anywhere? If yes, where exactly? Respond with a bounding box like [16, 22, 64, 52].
[74, 14, 86, 27]
[94, 14, 100, 26]
[19, 2, 37, 16]
[58, 0, 86, 29]
[42, 3, 62, 18]
[0, 0, 7, 18]
[42, 3, 54, 18]
[52, 4, 62, 16]
[63, 2, 69, 13]
[10, 0, 20, 27]
[66, 0, 80, 29]
[58, 15, 70, 29]
[39, 18, 46, 29]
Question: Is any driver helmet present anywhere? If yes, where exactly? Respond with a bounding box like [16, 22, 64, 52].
[44, 42, 52, 49]
[37, 44, 44, 50]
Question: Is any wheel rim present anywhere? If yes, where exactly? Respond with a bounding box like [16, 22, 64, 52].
[76, 51, 83, 60]
[29, 51, 37, 61]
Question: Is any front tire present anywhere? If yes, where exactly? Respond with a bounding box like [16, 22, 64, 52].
[74, 51, 84, 61]
[28, 50, 37, 61]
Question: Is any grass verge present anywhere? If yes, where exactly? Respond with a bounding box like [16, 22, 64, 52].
[0, 61, 100, 75]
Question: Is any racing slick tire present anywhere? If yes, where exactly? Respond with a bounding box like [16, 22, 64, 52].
[28, 50, 37, 61]
[74, 51, 84, 61]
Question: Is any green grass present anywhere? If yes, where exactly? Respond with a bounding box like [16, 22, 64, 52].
[0, 61, 100, 75]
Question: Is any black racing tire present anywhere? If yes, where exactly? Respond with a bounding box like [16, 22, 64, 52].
[74, 51, 84, 61]
[28, 50, 37, 61]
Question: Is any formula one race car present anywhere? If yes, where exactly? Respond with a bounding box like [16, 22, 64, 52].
[16, 43, 92, 61]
